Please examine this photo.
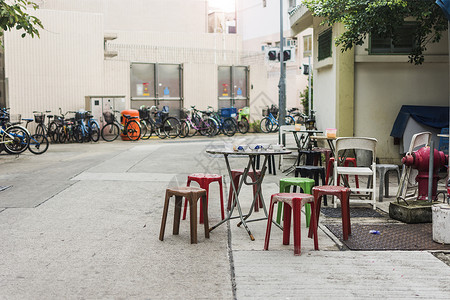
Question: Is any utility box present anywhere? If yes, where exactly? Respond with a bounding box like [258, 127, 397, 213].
[85, 96, 127, 126]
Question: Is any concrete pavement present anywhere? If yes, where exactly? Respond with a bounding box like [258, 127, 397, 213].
[0, 133, 449, 299]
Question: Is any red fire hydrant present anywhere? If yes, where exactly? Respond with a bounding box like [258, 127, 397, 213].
[402, 146, 448, 200]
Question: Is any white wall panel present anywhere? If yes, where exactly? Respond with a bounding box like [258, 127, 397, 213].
[183, 63, 217, 110]
[37, 0, 208, 33]
[4, 10, 104, 116]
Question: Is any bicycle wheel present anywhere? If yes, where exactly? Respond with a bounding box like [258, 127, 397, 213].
[3, 126, 30, 154]
[139, 120, 149, 140]
[48, 121, 59, 143]
[28, 134, 49, 155]
[89, 122, 100, 142]
[101, 123, 120, 142]
[238, 117, 250, 134]
[163, 117, 181, 139]
[260, 117, 273, 133]
[57, 126, 67, 144]
[179, 120, 189, 138]
[200, 118, 217, 137]
[125, 120, 141, 141]
[222, 118, 237, 137]
[73, 125, 84, 143]
[35, 124, 46, 136]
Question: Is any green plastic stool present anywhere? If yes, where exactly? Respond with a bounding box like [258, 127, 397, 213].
[277, 178, 315, 227]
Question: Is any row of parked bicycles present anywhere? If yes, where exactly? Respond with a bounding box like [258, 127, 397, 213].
[259, 104, 317, 133]
[102, 105, 251, 141]
[0, 104, 313, 155]
[0, 105, 252, 155]
[0, 108, 49, 155]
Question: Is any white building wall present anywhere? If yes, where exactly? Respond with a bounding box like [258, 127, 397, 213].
[4, 10, 104, 116]
[37, 0, 208, 33]
[312, 22, 336, 134]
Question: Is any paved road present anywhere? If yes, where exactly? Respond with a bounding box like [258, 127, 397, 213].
[0, 134, 449, 299]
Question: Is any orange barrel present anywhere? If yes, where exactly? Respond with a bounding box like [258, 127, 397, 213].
[120, 109, 140, 141]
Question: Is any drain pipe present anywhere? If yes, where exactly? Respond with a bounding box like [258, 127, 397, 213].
[428, 141, 434, 202]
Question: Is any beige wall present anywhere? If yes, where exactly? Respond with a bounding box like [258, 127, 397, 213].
[354, 62, 449, 162]
[353, 28, 449, 162]
[4, 10, 104, 117]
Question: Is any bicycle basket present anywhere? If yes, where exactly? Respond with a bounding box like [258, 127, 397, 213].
[34, 114, 45, 124]
[269, 105, 279, 117]
[103, 111, 115, 124]
[138, 109, 149, 120]
[75, 112, 85, 121]
[221, 107, 237, 118]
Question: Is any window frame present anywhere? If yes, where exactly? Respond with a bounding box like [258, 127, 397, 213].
[318, 28, 332, 61]
[369, 23, 417, 55]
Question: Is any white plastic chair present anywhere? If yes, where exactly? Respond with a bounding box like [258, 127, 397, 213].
[333, 137, 378, 209]
[396, 132, 431, 202]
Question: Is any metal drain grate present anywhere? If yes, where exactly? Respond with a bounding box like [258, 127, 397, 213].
[325, 223, 450, 251]
[321, 207, 385, 218]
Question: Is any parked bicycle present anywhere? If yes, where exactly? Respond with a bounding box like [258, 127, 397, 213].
[180, 106, 218, 138]
[69, 110, 100, 143]
[139, 106, 181, 139]
[32, 110, 61, 143]
[0, 108, 30, 154]
[236, 106, 250, 134]
[101, 110, 141, 142]
[22, 118, 50, 154]
[260, 105, 295, 133]
[205, 106, 237, 137]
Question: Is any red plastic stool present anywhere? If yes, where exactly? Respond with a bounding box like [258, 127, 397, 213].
[264, 193, 319, 256]
[325, 157, 360, 188]
[182, 173, 224, 224]
[312, 185, 351, 240]
[227, 169, 263, 212]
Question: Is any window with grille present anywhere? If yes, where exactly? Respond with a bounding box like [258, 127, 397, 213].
[318, 28, 332, 61]
[370, 24, 416, 54]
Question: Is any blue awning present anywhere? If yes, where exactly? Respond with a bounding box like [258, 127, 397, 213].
[436, 0, 450, 21]
[390, 105, 449, 138]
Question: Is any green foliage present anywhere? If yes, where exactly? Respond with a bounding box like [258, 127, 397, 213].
[300, 76, 313, 114]
[0, 0, 43, 44]
[304, 0, 448, 64]
[250, 120, 261, 133]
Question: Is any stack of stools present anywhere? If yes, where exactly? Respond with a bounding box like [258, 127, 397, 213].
[297, 149, 322, 167]
[264, 193, 319, 256]
[227, 169, 263, 212]
[312, 185, 351, 240]
[182, 173, 224, 224]
[313, 147, 332, 170]
[159, 186, 209, 244]
[277, 178, 315, 226]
